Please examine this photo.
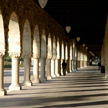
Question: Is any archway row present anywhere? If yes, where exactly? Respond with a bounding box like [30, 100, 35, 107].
[0, 11, 66, 96]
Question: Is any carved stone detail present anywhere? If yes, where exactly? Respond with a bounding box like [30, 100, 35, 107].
[22, 54, 31, 58]
[47, 55, 52, 59]
[9, 52, 20, 58]
[33, 54, 40, 59]
[57, 56, 60, 59]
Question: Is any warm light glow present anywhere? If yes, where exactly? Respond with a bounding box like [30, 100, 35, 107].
[85, 47, 88, 50]
[65, 26, 71, 33]
[83, 44, 86, 47]
[38, 0, 48, 8]
[76, 37, 80, 42]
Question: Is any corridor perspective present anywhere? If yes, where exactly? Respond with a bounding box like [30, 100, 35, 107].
[0, 0, 108, 108]
[0, 66, 108, 108]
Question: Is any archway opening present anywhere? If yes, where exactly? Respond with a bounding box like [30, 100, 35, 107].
[32, 25, 40, 83]
[22, 20, 32, 85]
[4, 12, 21, 90]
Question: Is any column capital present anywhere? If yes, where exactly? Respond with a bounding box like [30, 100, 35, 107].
[9, 52, 20, 58]
[47, 56, 52, 59]
[33, 54, 40, 59]
[57, 57, 60, 60]
[22, 54, 31, 58]
[52, 56, 56, 60]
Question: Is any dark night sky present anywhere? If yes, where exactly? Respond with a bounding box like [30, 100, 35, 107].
[34, 0, 108, 45]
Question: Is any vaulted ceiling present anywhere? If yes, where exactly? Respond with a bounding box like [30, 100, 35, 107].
[34, 0, 108, 55]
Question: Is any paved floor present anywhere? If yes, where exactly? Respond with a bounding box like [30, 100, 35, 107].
[4, 67, 33, 90]
[1, 66, 108, 108]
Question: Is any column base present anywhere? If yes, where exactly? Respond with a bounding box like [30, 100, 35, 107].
[66, 71, 68, 74]
[61, 72, 64, 76]
[22, 81, 32, 87]
[0, 89, 7, 96]
[69, 70, 72, 73]
[9, 84, 22, 91]
[32, 79, 40, 84]
[56, 74, 60, 77]
[40, 77, 47, 83]
[47, 76, 52, 80]
[51, 74, 57, 78]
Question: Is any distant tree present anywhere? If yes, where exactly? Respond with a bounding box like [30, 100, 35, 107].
[20, 57, 24, 61]
[4, 53, 11, 62]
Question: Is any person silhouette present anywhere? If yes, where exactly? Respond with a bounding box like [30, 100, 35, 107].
[62, 60, 67, 76]
[98, 62, 101, 69]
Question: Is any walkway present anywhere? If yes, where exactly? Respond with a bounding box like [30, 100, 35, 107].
[1, 66, 108, 108]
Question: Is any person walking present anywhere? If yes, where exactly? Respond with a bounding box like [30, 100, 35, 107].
[62, 60, 67, 76]
[98, 62, 101, 69]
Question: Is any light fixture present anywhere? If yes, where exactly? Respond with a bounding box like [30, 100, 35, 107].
[85, 47, 88, 50]
[83, 44, 86, 47]
[65, 26, 71, 33]
[76, 37, 80, 42]
[38, 0, 48, 8]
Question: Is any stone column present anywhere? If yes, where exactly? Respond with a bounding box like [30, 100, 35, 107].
[65, 59, 69, 74]
[9, 54, 21, 90]
[56, 37, 60, 76]
[51, 58, 56, 78]
[0, 54, 6, 96]
[70, 60, 73, 72]
[61, 59, 64, 75]
[79, 60, 81, 68]
[72, 60, 73, 72]
[46, 59, 52, 80]
[55, 59, 60, 76]
[84, 61, 86, 67]
[67, 59, 69, 73]
[22, 55, 32, 86]
[32, 56, 40, 83]
[58, 58, 61, 76]
[69, 59, 72, 72]
[40, 58, 47, 82]
[47, 33, 52, 80]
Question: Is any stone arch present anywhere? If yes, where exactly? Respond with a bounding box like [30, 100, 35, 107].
[40, 29, 47, 82]
[22, 20, 31, 55]
[8, 12, 22, 91]
[8, 12, 21, 54]
[33, 25, 40, 58]
[22, 20, 32, 87]
[0, 10, 5, 54]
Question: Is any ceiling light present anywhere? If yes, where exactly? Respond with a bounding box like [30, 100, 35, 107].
[76, 37, 80, 42]
[65, 26, 71, 33]
[38, 0, 48, 8]
[85, 47, 88, 50]
[83, 44, 86, 47]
